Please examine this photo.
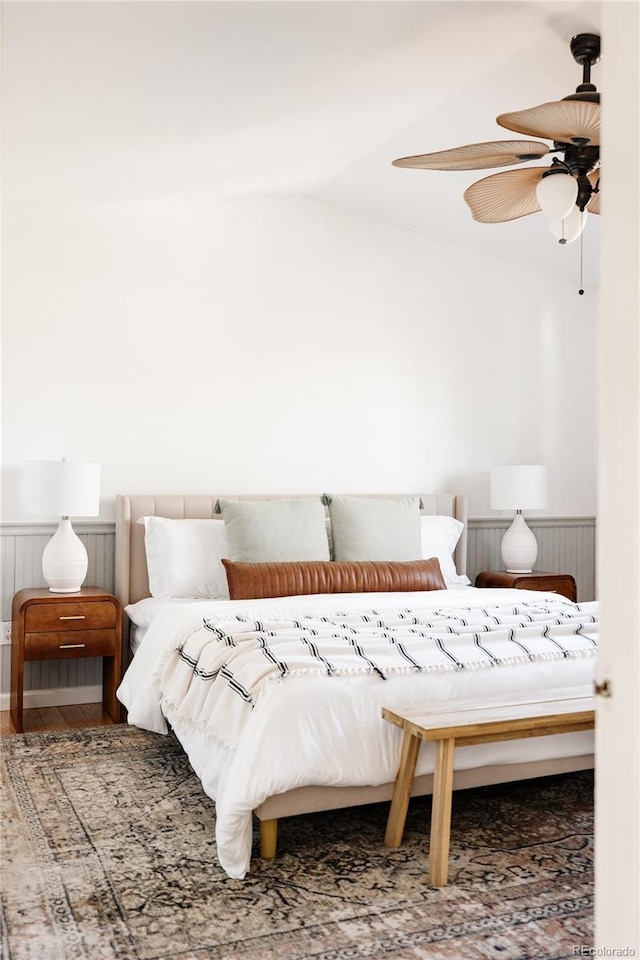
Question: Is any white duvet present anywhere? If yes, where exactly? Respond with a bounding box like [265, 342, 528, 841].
[117, 587, 597, 879]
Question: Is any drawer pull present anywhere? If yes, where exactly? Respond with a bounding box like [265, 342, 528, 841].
[59, 643, 86, 649]
[59, 615, 86, 621]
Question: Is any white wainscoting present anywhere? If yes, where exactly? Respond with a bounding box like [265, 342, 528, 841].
[0, 517, 596, 708]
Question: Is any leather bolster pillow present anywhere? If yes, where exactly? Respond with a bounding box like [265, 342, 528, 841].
[221, 557, 446, 601]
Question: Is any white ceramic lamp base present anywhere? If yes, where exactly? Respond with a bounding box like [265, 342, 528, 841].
[42, 518, 88, 593]
[500, 512, 538, 574]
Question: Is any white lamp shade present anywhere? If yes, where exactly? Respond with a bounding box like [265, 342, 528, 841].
[490, 465, 548, 511]
[26, 460, 101, 517]
[535, 173, 578, 221]
[550, 206, 587, 245]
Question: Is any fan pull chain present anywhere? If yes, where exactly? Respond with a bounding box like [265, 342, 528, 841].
[578, 227, 585, 295]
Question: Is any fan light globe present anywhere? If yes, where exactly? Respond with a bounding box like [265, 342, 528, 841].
[536, 172, 578, 220]
[550, 206, 587, 244]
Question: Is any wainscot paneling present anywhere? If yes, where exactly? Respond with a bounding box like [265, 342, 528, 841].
[0, 517, 595, 708]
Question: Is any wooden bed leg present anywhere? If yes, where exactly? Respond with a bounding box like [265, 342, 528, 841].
[259, 818, 278, 859]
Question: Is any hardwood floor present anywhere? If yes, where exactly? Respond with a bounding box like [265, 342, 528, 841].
[0, 703, 115, 736]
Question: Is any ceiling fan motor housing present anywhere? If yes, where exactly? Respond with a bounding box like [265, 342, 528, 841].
[565, 34, 601, 103]
[559, 143, 599, 175]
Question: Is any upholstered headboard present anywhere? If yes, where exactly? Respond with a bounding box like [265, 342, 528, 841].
[115, 493, 468, 609]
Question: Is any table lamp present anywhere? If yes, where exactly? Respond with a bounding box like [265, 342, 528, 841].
[490, 465, 548, 573]
[26, 459, 101, 593]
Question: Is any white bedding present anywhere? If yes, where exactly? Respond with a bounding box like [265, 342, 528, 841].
[117, 587, 597, 879]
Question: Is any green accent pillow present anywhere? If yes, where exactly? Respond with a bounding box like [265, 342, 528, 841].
[217, 498, 330, 562]
[328, 495, 422, 561]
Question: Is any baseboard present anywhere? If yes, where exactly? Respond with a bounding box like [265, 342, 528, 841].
[0, 684, 102, 712]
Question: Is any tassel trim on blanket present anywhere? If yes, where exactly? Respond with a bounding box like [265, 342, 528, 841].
[157, 601, 598, 749]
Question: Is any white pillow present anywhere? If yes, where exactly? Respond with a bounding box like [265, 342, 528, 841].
[137, 517, 230, 599]
[421, 515, 470, 586]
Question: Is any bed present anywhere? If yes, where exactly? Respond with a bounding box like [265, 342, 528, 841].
[115, 493, 596, 880]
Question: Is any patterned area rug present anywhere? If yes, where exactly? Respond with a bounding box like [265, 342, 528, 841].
[1, 725, 593, 960]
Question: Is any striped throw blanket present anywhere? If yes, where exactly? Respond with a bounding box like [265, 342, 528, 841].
[158, 600, 598, 748]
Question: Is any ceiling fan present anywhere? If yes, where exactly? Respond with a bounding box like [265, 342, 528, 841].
[393, 33, 601, 248]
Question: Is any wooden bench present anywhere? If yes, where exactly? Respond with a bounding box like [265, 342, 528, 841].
[383, 686, 595, 886]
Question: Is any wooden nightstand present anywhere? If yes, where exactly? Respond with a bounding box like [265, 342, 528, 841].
[10, 587, 123, 734]
[474, 571, 577, 602]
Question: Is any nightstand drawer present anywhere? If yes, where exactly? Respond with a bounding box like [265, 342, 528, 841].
[24, 628, 117, 660]
[527, 576, 576, 598]
[24, 600, 117, 633]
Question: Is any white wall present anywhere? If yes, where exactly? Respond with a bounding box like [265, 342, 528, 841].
[1, 196, 597, 520]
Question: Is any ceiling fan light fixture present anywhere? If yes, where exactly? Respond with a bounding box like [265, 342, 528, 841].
[550, 205, 587, 244]
[536, 171, 578, 220]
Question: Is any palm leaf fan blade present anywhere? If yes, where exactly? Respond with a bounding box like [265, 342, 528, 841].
[392, 140, 548, 171]
[497, 100, 600, 146]
[464, 167, 546, 223]
[587, 170, 601, 213]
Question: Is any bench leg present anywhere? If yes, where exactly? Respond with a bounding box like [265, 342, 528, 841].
[385, 729, 421, 847]
[259, 818, 278, 858]
[429, 737, 455, 886]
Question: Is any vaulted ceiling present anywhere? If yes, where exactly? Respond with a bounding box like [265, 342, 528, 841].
[2, 0, 602, 285]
